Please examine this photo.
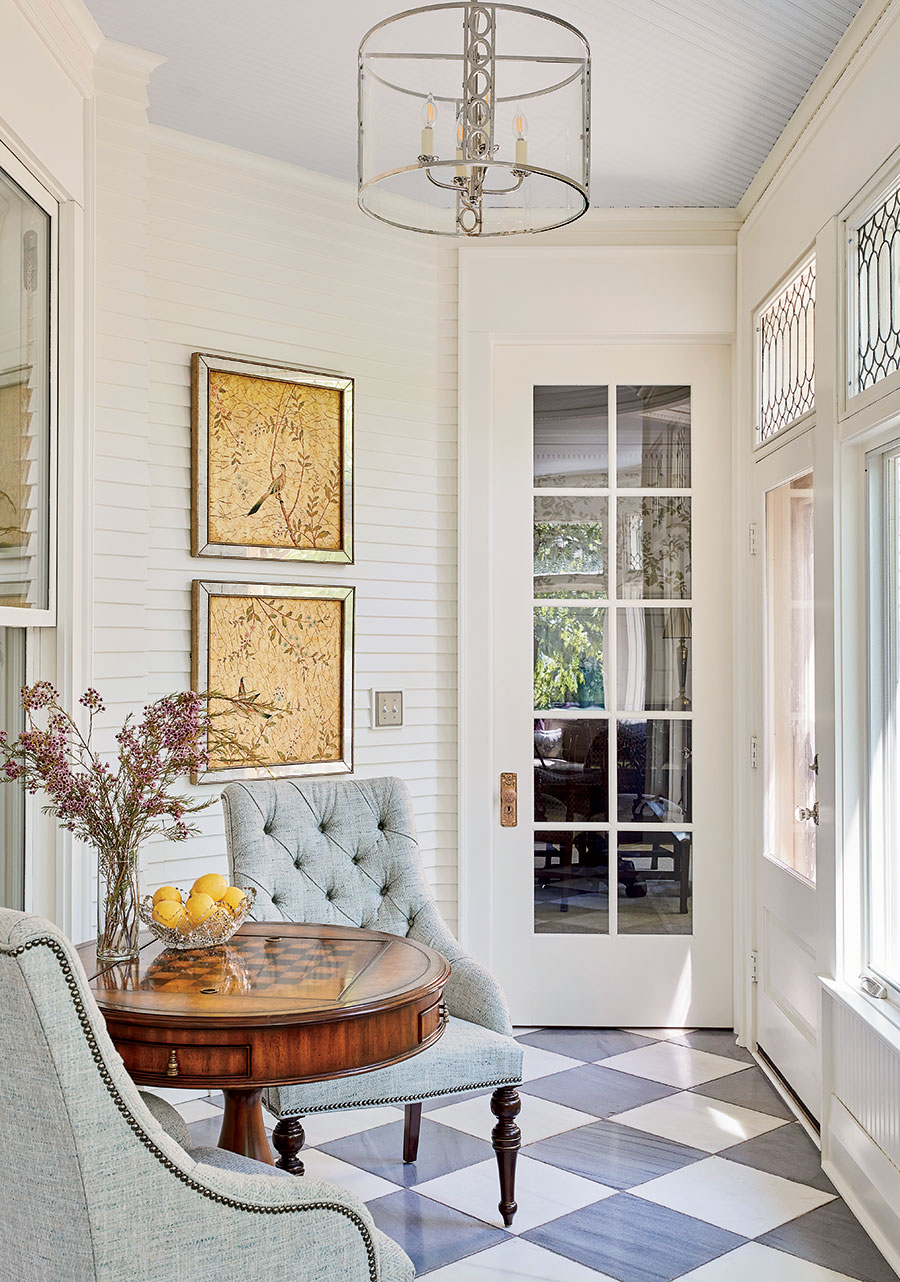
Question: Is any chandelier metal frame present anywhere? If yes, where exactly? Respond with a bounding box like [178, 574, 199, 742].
[358, 2, 591, 237]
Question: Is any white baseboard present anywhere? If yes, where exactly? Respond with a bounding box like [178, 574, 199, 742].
[823, 1096, 900, 1277]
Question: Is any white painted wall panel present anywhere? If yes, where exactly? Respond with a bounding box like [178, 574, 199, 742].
[93, 74, 461, 927]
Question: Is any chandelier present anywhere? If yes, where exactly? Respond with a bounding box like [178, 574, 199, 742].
[358, 3, 591, 237]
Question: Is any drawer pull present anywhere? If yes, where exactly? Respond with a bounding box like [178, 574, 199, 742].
[166, 1050, 179, 1078]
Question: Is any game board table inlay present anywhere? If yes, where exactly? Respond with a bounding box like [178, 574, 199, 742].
[78, 921, 450, 1173]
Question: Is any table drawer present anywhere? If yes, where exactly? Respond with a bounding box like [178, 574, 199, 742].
[418, 1002, 441, 1043]
[117, 1038, 251, 1081]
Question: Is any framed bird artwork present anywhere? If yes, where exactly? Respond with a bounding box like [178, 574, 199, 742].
[191, 579, 355, 781]
[191, 352, 353, 562]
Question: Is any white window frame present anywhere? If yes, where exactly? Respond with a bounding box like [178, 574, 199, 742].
[0, 138, 58, 628]
[865, 435, 900, 1011]
[843, 147, 900, 420]
[753, 250, 816, 455]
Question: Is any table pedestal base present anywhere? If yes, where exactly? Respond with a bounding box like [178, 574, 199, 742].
[272, 1116, 306, 1175]
[217, 1088, 274, 1167]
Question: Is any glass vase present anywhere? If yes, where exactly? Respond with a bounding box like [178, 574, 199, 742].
[96, 844, 141, 962]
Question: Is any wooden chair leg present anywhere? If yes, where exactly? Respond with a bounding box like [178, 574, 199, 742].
[403, 1102, 422, 1163]
[490, 1087, 521, 1227]
[272, 1116, 305, 1176]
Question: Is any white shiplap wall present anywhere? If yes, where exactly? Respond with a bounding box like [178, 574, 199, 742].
[93, 56, 460, 929]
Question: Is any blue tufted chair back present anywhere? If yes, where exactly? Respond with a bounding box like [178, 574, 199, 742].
[221, 776, 444, 939]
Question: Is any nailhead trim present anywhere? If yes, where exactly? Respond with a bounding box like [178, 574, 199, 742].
[1, 936, 380, 1282]
[277, 1075, 524, 1117]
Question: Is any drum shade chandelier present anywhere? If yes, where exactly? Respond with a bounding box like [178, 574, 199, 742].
[358, 3, 590, 237]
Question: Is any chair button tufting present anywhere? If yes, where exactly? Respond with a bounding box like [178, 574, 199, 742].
[326, 889, 335, 901]
[352, 855, 361, 865]
[377, 821, 385, 831]
[319, 823, 326, 833]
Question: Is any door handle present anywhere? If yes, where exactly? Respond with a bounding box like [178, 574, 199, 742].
[796, 802, 819, 825]
[500, 773, 517, 827]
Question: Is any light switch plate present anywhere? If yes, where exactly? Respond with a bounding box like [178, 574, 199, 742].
[373, 690, 403, 728]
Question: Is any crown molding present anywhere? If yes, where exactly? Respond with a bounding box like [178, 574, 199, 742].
[11, 0, 103, 96]
[93, 37, 167, 81]
[738, 0, 899, 226]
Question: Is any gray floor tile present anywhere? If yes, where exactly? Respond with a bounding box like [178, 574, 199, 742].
[188, 1115, 228, 1150]
[690, 1065, 795, 1120]
[368, 1188, 506, 1274]
[517, 1028, 657, 1062]
[523, 1063, 678, 1118]
[320, 1117, 494, 1187]
[758, 1200, 899, 1282]
[524, 1117, 707, 1189]
[722, 1122, 835, 1192]
[669, 1030, 754, 1063]
[525, 1192, 746, 1282]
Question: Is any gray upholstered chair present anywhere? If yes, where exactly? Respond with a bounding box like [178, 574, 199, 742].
[0, 907, 413, 1282]
[222, 776, 524, 1226]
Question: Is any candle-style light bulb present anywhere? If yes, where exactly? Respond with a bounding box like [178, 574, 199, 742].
[513, 105, 528, 166]
[421, 93, 437, 157]
[456, 112, 466, 178]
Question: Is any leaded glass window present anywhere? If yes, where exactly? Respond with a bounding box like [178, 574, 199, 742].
[854, 180, 900, 394]
[756, 257, 816, 445]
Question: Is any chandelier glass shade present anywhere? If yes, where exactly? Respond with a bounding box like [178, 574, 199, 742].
[358, 3, 591, 237]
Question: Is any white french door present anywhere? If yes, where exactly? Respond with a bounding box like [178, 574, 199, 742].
[752, 430, 819, 1118]
[489, 343, 733, 1026]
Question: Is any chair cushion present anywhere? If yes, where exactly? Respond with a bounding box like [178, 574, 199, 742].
[190, 1146, 294, 1177]
[265, 1016, 523, 1117]
[139, 1091, 192, 1150]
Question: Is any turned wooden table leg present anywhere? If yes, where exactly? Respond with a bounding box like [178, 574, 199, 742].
[491, 1087, 521, 1227]
[403, 1102, 422, 1163]
[218, 1088, 274, 1166]
[272, 1116, 306, 1176]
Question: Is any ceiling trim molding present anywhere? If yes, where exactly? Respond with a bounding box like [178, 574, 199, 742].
[738, 0, 899, 225]
[94, 37, 167, 81]
[12, 0, 104, 96]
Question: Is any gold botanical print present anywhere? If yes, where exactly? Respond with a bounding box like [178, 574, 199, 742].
[206, 593, 344, 770]
[206, 371, 343, 552]
[0, 380, 29, 549]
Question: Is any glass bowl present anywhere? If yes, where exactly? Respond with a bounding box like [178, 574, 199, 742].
[139, 887, 256, 950]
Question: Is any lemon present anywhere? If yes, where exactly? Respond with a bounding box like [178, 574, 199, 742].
[221, 885, 248, 915]
[185, 891, 217, 926]
[152, 885, 182, 907]
[152, 899, 187, 929]
[191, 872, 228, 902]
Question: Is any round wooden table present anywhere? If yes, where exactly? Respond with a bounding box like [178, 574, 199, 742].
[78, 921, 450, 1174]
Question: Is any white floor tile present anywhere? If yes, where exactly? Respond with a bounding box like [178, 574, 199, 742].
[610, 1090, 787, 1152]
[146, 1087, 211, 1106]
[415, 1154, 613, 1234]
[520, 1043, 585, 1082]
[600, 1042, 747, 1088]
[622, 1028, 697, 1041]
[300, 1106, 405, 1147]
[299, 1147, 400, 1203]
[633, 1156, 835, 1237]
[176, 1099, 227, 1124]
[421, 1237, 619, 1280]
[677, 1242, 869, 1282]
[429, 1092, 594, 1145]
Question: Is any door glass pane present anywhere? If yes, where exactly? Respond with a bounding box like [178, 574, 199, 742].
[533, 386, 609, 487]
[0, 627, 25, 908]
[535, 717, 608, 822]
[617, 718, 692, 823]
[617, 830, 692, 934]
[0, 167, 51, 611]
[535, 831, 609, 933]
[617, 386, 691, 487]
[617, 497, 692, 599]
[534, 496, 608, 598]
[765, 471, 816, 883]
[534, 606, 606, 710]
[618, 608, 691, 711]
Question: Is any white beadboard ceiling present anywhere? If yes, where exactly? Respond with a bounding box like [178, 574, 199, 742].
[84, 0, 864, 207]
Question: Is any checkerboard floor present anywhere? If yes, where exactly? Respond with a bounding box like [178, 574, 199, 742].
[162, 1028, 899, 1281]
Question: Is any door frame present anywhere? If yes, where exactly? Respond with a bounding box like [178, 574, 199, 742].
[459, 327, 735, 986]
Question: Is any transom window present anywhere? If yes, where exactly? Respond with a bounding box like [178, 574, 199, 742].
[755, 255, 816, 446]
[850, 175, 900, 396]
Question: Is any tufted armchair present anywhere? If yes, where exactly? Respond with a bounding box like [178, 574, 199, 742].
[222, 776, 524, 1226]
[0, 907, 413, 1282]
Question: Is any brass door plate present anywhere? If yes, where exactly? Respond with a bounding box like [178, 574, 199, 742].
[500, 772, 517, 827]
